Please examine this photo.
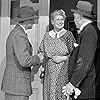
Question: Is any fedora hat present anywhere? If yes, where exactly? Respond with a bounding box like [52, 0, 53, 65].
[14, 6, 39, 22]
[71, 1, 96, 19]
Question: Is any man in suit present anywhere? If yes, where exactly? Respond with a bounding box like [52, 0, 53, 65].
[1, 6, 43, 100]
[63, 1, 100, 100]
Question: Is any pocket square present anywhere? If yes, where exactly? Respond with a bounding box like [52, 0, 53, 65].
[74, 43, 79, 48]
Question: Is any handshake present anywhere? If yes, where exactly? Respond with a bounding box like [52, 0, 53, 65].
[37, 52, 44, 62]
[62, 82, 81, 100]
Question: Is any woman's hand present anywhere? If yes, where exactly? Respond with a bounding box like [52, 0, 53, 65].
[52, 55, 68, 63]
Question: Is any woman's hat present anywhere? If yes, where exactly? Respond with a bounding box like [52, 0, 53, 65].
[71, 1, 96, 19]
[13, 6, 39, 22]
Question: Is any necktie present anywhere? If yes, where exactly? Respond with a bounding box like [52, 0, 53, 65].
[55, 33, 57, 38]
[25, 33, 28, 37]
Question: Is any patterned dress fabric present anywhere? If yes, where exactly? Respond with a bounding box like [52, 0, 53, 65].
[38, 29, 75, 100]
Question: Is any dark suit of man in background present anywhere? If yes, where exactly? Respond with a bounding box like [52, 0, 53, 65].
[94, 20, 100, 100]
[63, 1, 99, 100]
[1, 6, 43, 100]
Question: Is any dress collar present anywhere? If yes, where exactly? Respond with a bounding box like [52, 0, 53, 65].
[49, 28, 67, 38]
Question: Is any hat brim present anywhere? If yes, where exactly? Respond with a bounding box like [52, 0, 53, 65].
[13, 15, 39, 22]
[71, 9, 96, 19]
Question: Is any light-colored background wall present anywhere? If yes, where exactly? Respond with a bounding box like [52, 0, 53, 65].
[0, 0, 10, 99]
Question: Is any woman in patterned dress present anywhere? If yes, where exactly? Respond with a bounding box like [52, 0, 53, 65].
[38, 9, 75, 100]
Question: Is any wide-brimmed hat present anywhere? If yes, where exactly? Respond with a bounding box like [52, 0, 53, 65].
[14, 6, 39, 22]
[71, 1, 96, 19]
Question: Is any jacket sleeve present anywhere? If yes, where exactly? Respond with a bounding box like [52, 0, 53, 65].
[13, 33, 40, 67]
[38, 33, 49, 68]
[70, 27, 98, 87]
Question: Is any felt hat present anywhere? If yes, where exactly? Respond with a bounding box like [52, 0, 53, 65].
[71, 1, 96, 19]
[14, 6, 39, 22]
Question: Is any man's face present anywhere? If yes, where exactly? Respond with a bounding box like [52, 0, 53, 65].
[27, 18, 38, 29]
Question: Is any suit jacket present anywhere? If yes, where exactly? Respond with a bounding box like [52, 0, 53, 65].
[68, 23, 98, 99]
[94, 23, 100, 99]
[1, 24, 40, 96]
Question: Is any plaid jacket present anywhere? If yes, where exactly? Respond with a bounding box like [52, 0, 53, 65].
[1, 24, 40, 96]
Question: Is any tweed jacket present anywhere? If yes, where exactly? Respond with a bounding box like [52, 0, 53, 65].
[1, 24, 40, 96]
[68, 23, 98, 99]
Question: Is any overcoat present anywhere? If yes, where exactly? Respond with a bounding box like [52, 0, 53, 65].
[68, 23, 98, 99]
[1, 24, 40, 96]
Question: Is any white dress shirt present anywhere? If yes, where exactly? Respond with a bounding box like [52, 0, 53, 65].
[18, 24, 27, 34]
[78, 20, 92, 34]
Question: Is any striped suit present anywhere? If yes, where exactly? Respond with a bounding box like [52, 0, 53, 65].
[68, 23, 98, 99]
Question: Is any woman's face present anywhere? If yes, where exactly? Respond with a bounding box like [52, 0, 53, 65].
[52, 15, 65, 31]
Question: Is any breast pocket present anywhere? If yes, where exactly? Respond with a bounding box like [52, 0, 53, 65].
[15, 72, 30, 79]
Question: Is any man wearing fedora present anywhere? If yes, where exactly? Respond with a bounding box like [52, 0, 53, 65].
[1, 6, 43, 100]
[63, 1, 100, 100]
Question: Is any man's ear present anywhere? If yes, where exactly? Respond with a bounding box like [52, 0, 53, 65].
[78, 14, 83, 24]
[24, 20, 29, 25]
[77, 14, 81, 21]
